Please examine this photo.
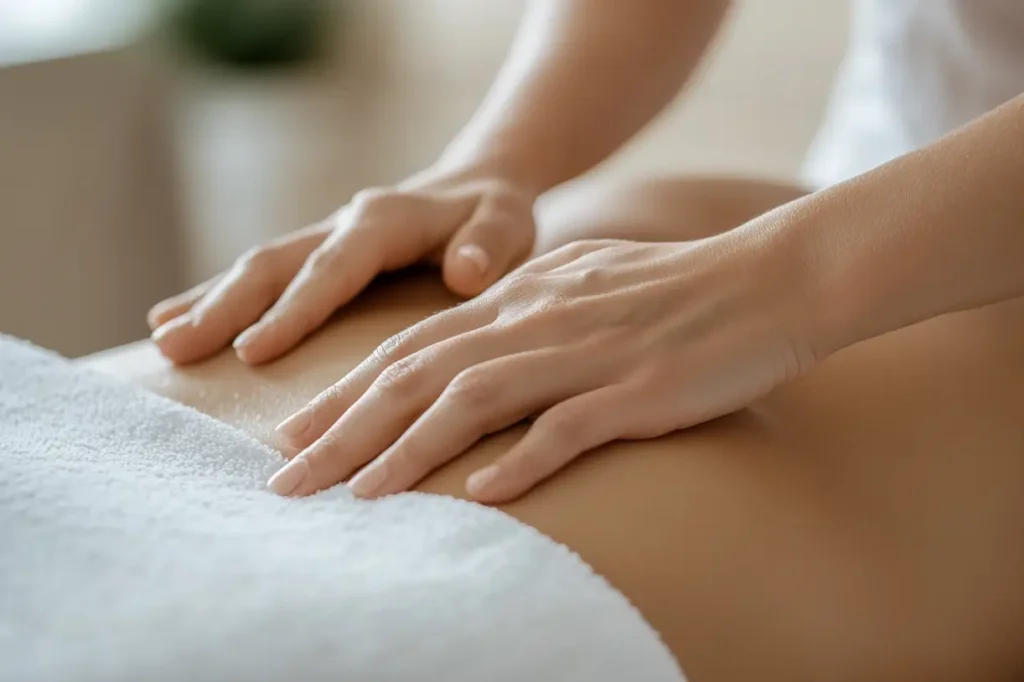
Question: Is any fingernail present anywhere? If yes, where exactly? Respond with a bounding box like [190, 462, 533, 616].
[147, 307, 167, 330]
[457, 244, 490, 276]
[151, 325, 171, 343]
[267, 457, 310, 496]
[466, 465, 501, 498]
[233, 325, 259, 350]
[151, 316, 189, 343]
[349, 464, 389, 499]
[275, 407, 313, 439]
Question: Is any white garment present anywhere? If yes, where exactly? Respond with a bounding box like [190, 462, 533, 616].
[803, 0, 1024, 188]
[0, 336, 685, 682]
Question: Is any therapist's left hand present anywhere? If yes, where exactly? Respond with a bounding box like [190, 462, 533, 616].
[268, 233, 825, 503]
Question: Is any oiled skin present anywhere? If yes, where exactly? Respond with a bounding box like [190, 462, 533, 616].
[83, 177, 1024, 682]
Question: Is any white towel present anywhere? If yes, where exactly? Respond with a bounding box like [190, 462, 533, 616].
[0, 336, 685, 682]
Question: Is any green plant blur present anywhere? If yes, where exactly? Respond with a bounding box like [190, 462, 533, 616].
[168, 0, 336, 70]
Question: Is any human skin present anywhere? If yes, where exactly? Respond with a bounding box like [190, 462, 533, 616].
[86, 176, 1024, 682]
[126, 0, 1024, 674]
[269, 96, 1024, 504]
[145, 0, 1024, 507]
[147, 0, 732, 366]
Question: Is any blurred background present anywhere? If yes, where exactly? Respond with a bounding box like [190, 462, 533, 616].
[0, 0, 849, 358]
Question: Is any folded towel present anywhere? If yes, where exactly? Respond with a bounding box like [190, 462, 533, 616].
[0, 337, 685, 682]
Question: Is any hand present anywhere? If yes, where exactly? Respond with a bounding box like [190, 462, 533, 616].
[146, 167, 538, 365]
[267, 232, 824, 503]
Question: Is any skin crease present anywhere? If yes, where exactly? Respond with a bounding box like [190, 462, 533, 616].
[262, 95, 1024, 504]
[134, 0, 1024, 675]
[145, 0, 739, 491]
[145, 0, 1024, 504]
[148, 174, 540, 365]
[268, 235, 818, 502]
[90, 175, 1024, 681]
[148, 0, 732, 366]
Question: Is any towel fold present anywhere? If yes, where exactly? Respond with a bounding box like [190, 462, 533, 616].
[0, 336, 685, 682]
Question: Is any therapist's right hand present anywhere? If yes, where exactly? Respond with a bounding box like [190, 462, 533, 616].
[146, 166, 538, 365]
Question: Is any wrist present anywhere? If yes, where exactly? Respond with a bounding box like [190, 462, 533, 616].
[394, 155, 538, 202]
[433, 143, 562, 199]
[769, 188, 890, 363]
[736, 196, 866, 366]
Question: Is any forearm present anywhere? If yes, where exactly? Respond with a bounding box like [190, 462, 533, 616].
[791, 95, 1024, 356]
[437, 0, 731, 194]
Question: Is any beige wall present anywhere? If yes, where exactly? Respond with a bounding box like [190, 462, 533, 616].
[0, 1, 849, 357]
[359, 0, 850, 180]
[0, 50, 181, 357]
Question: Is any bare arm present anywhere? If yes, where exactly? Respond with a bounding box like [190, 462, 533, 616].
[146, 0, 730, 365]
[780, 95, 1024, 357]
[437, 0, 732, 193]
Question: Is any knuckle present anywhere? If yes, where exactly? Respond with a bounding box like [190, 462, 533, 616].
[371, 329, 414, 367]
[556, 240, 594, 262]
[446, 367, 501, 405]
[483, 186, 527, 216]
[314, 381, 348, 411]
[505, 289, 569, 323]
[501, 271, 530, 289]
[304, 244, 342, 273]
[351, 187, 394, 214]
[493, 285, 569, 327]
[375, 355, 425, 393]
[496, 272, 535, 300]
[572, 266, 605, 289]
[234, 247, 282, 290]
[537, 290, 573, 314]
[238, 245, 277, 273]
[537, 408, 584, 442]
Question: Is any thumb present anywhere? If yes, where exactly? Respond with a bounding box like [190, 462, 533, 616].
[442, 209, 535, 297]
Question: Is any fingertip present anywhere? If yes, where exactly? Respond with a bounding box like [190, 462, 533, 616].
[348, 462, 390, 499]
[275, 405, 311, 435]
[232, 327, 288, 366]
[232, 345, 261, 366]
[443, 244, 492, 297]
[267, 456, 310, 497]
[150, 316, 199, 365]
[147, 303, 181, 331]
[231, 326, 262, 364]
[466, 464, 508, 503]
[234, 347, 272, 367]
[277, 443, 343, 498]
[457, 244, 490, 274]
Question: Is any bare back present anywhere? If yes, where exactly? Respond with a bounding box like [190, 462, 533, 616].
[83, 269, 1024, 681]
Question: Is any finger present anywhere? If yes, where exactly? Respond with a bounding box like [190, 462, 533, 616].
[150, 226, 329, 364]
[348, 346, 609, 499]
[466, 383, 639, 503]
[232, 224, 384, 365]
[514, 239, 616, 276]
[268, 323, 512, 498]
[442, 208, 535, 298]
[274, 302, 488, 451]
[150, 265, 283, 366]
[146, 276, 219, 330]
